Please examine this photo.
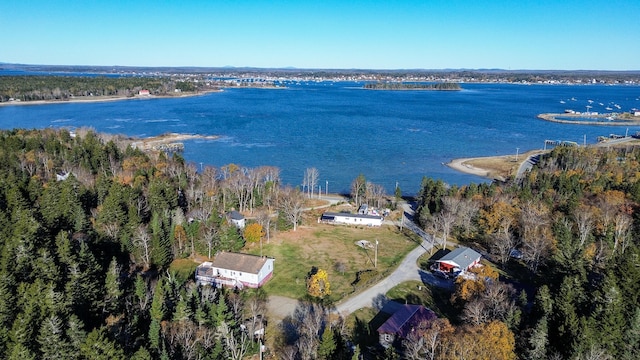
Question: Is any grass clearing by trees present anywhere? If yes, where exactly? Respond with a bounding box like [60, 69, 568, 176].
[245, 223, 420, 300]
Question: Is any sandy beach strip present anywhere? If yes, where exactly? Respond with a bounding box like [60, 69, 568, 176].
[446, 157, 492, 178]
[131, 133, 220, 150]
[0, 90, 222, 107]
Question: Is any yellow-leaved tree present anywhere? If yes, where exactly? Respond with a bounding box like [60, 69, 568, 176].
[243, 223, 264, 244]
[307, 267, 331, 298]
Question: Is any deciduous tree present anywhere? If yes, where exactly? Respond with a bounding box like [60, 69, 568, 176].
[307, 268, 331, 298]
[277, 186, 305, 231]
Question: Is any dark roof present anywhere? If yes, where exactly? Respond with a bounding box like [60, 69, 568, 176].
[228, 210, 244, 220]
[377, 304, 437, 338]
[322, 212, 382, 220]
[436, 246, 481, 270]
[210, 251, 270, 274]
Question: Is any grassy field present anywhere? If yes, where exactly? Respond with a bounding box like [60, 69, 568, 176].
[169, 258, 200, 283]
[464, 149, 547, 179]
[244, 223, 421, 301]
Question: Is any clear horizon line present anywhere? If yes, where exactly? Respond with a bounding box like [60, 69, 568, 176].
[2, 62, 640, 73]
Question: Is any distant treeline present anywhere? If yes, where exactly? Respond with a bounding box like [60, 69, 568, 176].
[0, 75, 198, 102]
[363, 82, 461, 90]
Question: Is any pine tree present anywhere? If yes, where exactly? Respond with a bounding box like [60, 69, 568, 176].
[527, 317, 549, 360]
[149, 278, 165, 351]
[65, 315, 86, 360]
[103, 257, 123, 315]
[621, 307, 640, 360]
[150, 211, 172, 269]
[318, 326, 337, 359]
[0, 274, 16, 356]
[37, 315, 71, 360]
[7, 342, 36, 360]
[80, 327, 125, 360]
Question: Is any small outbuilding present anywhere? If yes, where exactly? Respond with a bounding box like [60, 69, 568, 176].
[228, 210, 246, 229]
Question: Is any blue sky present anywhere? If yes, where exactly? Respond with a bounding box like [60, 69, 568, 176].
[2, 0, 638, 70]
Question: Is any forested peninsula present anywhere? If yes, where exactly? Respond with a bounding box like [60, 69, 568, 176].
[0, 127, 639, 359]
[0, 76, 204, 103]
[363, 82, 461, 90]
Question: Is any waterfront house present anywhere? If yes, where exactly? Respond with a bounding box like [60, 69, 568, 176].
[195, 251, 274, 289]
[138, 89, 150, 96]
[433, 246, 482, 277]
[319, 212, 383, 227]
[377, 304, 438, 348]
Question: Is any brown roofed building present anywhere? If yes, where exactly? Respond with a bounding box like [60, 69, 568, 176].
[195, 251, 274, 289]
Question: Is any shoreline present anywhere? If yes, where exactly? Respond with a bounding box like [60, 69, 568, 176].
[447, 149, 549, 180]
[538, 112, 640, 126]
[130, 133, 220, 151]
[0, 89, 222, 107]
[446, 157, 495, 178]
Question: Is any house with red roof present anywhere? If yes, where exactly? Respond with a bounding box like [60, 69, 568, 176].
[377, 304, 438, 348]
[433, 246, 482, 278]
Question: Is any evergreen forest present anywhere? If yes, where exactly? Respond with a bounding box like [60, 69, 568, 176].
[414, 145, 640, 359]
[0, 128, 290, 359]
[0, 76, 199, 102]
[1, 127, 640, 359]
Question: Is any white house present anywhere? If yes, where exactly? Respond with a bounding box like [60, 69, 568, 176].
[319, 212, 383, 227]
[228, 210, 246, 229]
[195, 251, 274, 289]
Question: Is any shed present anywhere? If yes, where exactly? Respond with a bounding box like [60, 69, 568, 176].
[228, 210, 246, 229]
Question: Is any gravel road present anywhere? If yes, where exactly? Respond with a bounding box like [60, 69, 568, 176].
[266, 202, 448, 320]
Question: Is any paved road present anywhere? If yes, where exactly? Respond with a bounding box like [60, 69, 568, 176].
[515, 153, 542, 181]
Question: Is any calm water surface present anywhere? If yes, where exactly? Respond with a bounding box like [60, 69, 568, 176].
[1, 82, 639, 195]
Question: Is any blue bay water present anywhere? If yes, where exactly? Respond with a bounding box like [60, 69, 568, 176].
[1, 82, 639, 195]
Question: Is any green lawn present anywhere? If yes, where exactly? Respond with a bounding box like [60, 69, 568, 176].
[246, 224, 421, 301]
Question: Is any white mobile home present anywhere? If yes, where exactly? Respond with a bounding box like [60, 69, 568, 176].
[319, 212, 384, 227]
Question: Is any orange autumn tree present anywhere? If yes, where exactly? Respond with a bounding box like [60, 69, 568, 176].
[307, 267, 331, 298]
[243, 223, 264, 244]
[452, 264, 499, 304]
[444, 321, 516, 360]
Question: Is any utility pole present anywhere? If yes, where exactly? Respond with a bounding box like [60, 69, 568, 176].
[326, 180, 328, 195]
[515, 147, 520, 162]
[374, 239, 379, 268]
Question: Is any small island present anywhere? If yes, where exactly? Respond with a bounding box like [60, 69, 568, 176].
[363, 82, 461, 91]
